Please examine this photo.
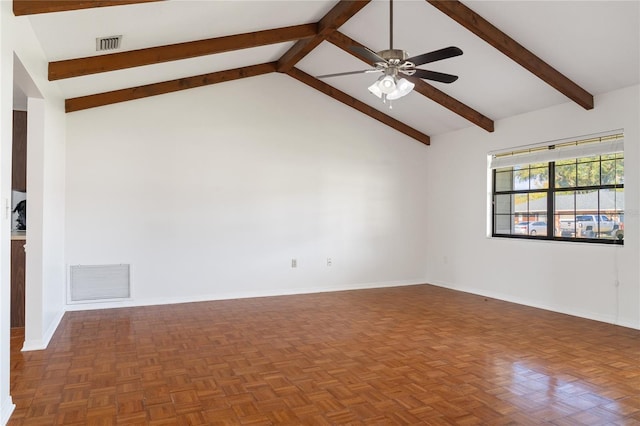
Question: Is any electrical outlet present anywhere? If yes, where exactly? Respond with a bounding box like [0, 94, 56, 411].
[327, 257, 332, 266]
[291, 259, 297, 268]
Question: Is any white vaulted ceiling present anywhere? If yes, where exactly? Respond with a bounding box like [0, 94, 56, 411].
[19, 0, 640, 139]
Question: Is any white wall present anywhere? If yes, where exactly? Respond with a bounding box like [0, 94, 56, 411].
[0, 3, 14, 422]
[425, 85, 640, 329]
[65, 73, 431, 308]
[8, 26, 66, 354]
[64, 72, 640, 330]
[0, 5, 67, 423]
[23, 95, 67, 351]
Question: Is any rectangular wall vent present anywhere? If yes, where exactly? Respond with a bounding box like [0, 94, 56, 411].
[96, 35, 122, 51]
[69, 264, 130, 303]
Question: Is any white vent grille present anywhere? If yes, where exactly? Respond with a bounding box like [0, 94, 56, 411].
[96, 35, 122, 51]
[69, 264, 130, 303]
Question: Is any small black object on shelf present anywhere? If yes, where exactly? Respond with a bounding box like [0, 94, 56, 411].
[13, 199, 26, 231]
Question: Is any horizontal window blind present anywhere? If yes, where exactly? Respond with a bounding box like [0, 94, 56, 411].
[489, 132, 623, 169]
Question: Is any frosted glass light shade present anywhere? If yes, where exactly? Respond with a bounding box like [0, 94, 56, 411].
[386, 78, 415, 100]
[368, 81, 383, 98]
[378, 75, 396, 94]
[368, 75, 415, 101]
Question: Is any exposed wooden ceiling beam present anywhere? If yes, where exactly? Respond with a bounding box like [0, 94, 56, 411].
[286, 67, 430, 145]
[65, 62, 277, 112]
[408, 77, 494, 132]
[327, 31, 494, 132]
[276, 0, 370, 72]
[13, 0, 161, 16]
[427, 0, 594, 110]
[50, 24, 317, 81]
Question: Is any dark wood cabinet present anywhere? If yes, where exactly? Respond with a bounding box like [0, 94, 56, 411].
[11, 239, 26, 328]
[13, 110, 27, 192]
[11, 111, 28, 328]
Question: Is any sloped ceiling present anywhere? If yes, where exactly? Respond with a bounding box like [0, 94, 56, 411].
[16, 0, 640, 144]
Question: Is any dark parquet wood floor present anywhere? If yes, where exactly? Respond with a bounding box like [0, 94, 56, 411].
[8, 285, 640, 425]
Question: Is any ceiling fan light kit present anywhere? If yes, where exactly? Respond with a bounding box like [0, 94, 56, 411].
[368, 73, 415, 104]
[318, 0, 462, 108]
[378, 75, 396, 94]
[386, 77, 414, 100]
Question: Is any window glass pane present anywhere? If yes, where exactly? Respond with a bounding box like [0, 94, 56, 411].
[577, 160, 600, 187]
[514, 167, 529, 190]
[614, 188, 624, 211]
[615, 187, 624, 241]
[512, 192, 547, 236]
[536, 215, 548, 236]
[530, 193, 547, 213]
[494, 194, 512, 215]
[615, 158, 624, 185]
[514, 193, 528, 210]
[576, 189, 598, 212]
[600, 188, 620, 214]
[495, 169, 513, 192]
[524, 193, 547, 217]
[570, 189, 601, 238]
[599, 188, 624, 240]
[529, 166, 549, 189]
[601, 159, 616, 185]
[494, 214, 513, 235]
[512, 218, 526, 235]
[555, 163, 576, 188]
[555, 191, 575, 237]
[523, 215, 548, 236]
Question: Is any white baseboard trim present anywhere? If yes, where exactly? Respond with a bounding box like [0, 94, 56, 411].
[429, 279, 639, 331]
[1, 395, 15, 426]
[21, 309, 65, 352]
[64, 279, 426, 312]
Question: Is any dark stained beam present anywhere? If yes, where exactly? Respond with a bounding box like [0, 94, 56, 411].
[286, 67, 430, 145]
[277, 0, 370, 72]
[427, 0, 594, 110]
[408, 78, 494, 132]
[13, 0, 161, 16]
[50, 24, 317, 81]
[65, 62, 277, 112]
[327, 31, 494, 132]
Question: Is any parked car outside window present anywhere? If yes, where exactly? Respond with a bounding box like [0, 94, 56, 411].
[514, 221, 547, 236]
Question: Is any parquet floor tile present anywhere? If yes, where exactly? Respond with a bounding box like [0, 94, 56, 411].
[9, 284, 640, 425]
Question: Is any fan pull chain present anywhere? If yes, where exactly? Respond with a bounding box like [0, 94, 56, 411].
[381, 94, 393, 109]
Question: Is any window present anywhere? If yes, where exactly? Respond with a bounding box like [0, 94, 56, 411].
[490, 132, 624, 244]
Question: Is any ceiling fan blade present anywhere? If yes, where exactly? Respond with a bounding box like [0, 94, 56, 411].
[350, 45, 387, 65]
[412, 69, 459, 83]
[317, 69, 380, 79]
[406, 46, 463, 66]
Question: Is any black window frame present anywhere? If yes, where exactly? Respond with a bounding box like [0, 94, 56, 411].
[491, 151, 624, 245]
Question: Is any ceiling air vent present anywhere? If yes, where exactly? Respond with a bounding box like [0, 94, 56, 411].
[96, 35, 122, 52]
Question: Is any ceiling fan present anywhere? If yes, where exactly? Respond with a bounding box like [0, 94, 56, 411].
[318, 0, 463, 104]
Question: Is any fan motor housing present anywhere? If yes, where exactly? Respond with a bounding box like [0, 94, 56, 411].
[377, 49, 409, 63]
